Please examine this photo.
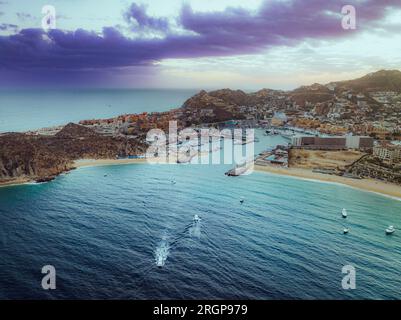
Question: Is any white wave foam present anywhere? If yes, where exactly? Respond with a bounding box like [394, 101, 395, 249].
[189, 221, 201, 238]
[155, 239, 170, 267]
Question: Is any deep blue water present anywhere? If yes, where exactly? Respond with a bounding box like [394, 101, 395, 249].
[0, 89, 400, 299]
[0, 133, 400, 299]
[0, 89, 197, 133]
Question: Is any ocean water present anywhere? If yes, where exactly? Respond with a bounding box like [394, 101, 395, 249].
[0, 89, 197, 133]
[0, 132, 400, 299]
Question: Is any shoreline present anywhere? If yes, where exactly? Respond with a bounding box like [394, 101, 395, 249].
[0, 158, 148, 188]
[1, 159, 401, 200]
[254, 165, 401, 200]
[74, 158, 148, 168]
[0, 177, 32, 188]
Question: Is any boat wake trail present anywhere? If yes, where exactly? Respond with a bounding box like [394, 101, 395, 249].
[155, 236, 170, 268]
[189, 220, 202, 239]
[154, 217, 203, 268]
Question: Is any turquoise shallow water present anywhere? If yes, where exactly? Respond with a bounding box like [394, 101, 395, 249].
[0, 138, 400, 299]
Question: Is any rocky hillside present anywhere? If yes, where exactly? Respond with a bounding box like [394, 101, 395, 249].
[332, 70, 401, 93]
[0, 133, 72, 183]
[289, 83, 333, 108]
[182, 90, 240, 122]
[55, 122, 98, 139]
[0, 123, 146, 184]
[181, 70, 401, 115]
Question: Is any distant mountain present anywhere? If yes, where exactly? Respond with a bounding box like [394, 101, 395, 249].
[331, 70, 401, 93]
[182, 70, 401, 112]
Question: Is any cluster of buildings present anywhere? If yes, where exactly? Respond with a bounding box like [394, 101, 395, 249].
[373, 143, 401, 164]
[79, 111, 178, 137]
[71, 85, 400, 170]
[256, 145, 289, 167]
[264, 89, 401, 139]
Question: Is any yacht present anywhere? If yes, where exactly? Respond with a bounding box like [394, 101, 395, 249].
[342, 208, 348, 218]
[193, 214, 201, 223]
[385, 225, 395, 235]
[343, 228, 349, 234]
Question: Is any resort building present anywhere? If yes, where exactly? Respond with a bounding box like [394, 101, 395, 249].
[373, 144, 401, 164]
[345, 135, 374, 150]
[291, 135, 373, 150]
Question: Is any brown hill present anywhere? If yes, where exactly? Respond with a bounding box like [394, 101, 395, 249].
[290, 83, 333, 107]
[55, 122, 98, 139]
[332, 70, 401, 92]
[208, 89, 251, 106]
[0, 125, 146, 183]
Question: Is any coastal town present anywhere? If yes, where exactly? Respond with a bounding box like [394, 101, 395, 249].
[1, 70, 401, 192]
[75, 70, 401, 185]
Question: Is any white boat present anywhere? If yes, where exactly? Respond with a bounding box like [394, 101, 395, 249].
[342, 208, 348, 218]
[240, 197, 244, 204]
[343, 228, 349, 234]
[385, 225, 395, 235]
[193, 214, 201, 223]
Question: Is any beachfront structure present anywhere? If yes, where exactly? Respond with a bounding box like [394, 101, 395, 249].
[291, 135, 373, 150]
[373, 144, 401, 164]
[345, 135, 374, 149]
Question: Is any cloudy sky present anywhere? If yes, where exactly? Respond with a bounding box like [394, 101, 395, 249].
[0, 0, 401, 89]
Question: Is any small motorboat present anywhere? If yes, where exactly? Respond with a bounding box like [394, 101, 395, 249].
[342, 208, 348, 218]
[385, 225, 395, 235]
[171, 180, 176, 184]
[193, 214, 201, 223]
[240, 197, 244, 204]
[343, 228, 349, 234]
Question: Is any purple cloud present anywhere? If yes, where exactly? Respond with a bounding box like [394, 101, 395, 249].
[0, 0, 400, 86]
[124, 3, 170, 33]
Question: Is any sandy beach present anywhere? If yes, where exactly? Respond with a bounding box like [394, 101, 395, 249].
[2, 159, 401, 200]
[74, 158, 148, 168]
[0, 177, 32, 188]
[255, 165, 401, 200]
